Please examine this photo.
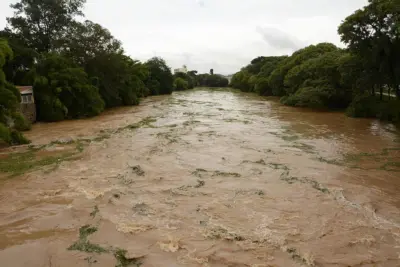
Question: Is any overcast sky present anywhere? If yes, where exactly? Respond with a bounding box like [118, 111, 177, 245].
[0, 0, 368, 74]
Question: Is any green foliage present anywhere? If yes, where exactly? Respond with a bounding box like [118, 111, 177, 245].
[145, 57, 174, 95]
[173, 77, 189, 91]
[6, 0, 86, 53]
[0, 39, 29, 145]
[0, 123, 11, 145]
[254, 77, 270, 95]
[197, 73, 229, 87]
[347, 95, 400, 122]
[0, 30, 37, 85]
[33, 53, 105, 121]
[338, 0, 400, 98]
[230, 71, 251, 91]
[86, 53, 146, 107]
[12, 112, 31, 131]
[231, 56, 287, 94]
[174, 71, 195, 89]
[10, 129, 30, 144]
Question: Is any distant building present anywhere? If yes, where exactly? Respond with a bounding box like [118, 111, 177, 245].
[16, 86, 36, 123]
[174, 65, 188, 74]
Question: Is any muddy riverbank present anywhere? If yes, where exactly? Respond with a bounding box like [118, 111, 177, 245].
[1, 88, 399, 266]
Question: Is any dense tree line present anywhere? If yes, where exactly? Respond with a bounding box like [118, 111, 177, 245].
[172, 69, 229, 91]
[0, 0, 180, 145]
[231, 0, 400, 123]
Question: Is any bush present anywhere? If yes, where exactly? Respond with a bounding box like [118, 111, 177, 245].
[174, 77, 189, 91]
[280, 86, 330, 109]
[346, 95, 380, 118]
[12, 112, 31, 131]
[34, 54, 105, 121]
[0, 123, 11, 145]
[10, 129, 30, 145]
[346, 95, 400, 122]
[254, 77, 271, 96]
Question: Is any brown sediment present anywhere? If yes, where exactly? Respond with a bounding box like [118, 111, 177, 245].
[0, 88, 399, 266]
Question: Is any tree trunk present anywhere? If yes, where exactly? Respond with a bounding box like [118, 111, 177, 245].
[388, 87, 391, 100]
[380, 86, 383, 100]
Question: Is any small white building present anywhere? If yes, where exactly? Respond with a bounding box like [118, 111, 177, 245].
[174, 65, 188, 74]
[16, 86, 36, 123]
[17, 86, 35, 104]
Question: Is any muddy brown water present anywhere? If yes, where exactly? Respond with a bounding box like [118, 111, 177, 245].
[1, 88, 400, 267]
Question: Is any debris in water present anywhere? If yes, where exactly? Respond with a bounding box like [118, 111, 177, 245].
[131, 165, 145, 176]
[90, 205, 99, 218]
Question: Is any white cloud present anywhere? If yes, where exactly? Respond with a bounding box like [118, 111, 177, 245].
[0, 0, 369, 74]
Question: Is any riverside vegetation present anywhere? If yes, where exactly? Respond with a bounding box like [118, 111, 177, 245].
[230, 0, 400, 123]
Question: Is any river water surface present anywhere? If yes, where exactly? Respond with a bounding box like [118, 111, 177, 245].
[1, 88, 400, 267]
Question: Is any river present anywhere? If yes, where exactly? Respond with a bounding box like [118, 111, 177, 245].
[0, 88, 399, 267]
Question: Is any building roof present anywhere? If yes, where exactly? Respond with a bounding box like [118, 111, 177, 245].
[16, 86, 33, 95]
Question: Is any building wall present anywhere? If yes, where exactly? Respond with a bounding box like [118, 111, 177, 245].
[19, 103, 36, 123]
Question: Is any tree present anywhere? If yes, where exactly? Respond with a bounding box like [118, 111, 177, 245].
[33, 53, 104, 121]
[338, 0, 400, 97]
[230, 70, 251, 91]
[6, 0, 86, 53]
[0, 30, 37, 85]
[62, 20, 123, 65]
[174, 72, 195, 89]
[0, 38, 29, 145]
[269, 43, 339, 96]
[174, 77, 189, 91]
[145, 57, 174, 95]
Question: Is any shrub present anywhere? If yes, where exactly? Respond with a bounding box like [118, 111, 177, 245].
[12, 112, 31, 131]
[174, 77, 189, 91]
[281, 86, 330, 109]
[10, 130, 30, 145]
[0, 123, 11, 145]
[346, 95, 380, 118]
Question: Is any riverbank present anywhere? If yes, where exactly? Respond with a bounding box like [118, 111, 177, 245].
[1, 88, 399, 266]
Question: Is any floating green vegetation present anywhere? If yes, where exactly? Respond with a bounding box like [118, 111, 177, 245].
[280, 171, 330, 194]
[156, 132, 179, 144]
[255, 159, 266, 165]
[203, 226, 244, 241]
[194, 179, 205, 188]
[92, 133, 111, 142]
[192, 168, 208, 178]
[120, 117, 157, 131]
[90, 205, 99, 218]
[223, 118, 251, 124]
[131, 165, 145, 176]
[68, 225, 108, 254]
[114, 249, 143, 267]
[286, 247, 310, 265]
[268, 163, 290, 170]
[68, 225, 145, 266]
[212, 171, 241, 177]
[183, 120, 201, 126]
[192, 169, 241, 178]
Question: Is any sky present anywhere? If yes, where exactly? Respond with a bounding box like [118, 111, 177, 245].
[0, 0, 368, 75]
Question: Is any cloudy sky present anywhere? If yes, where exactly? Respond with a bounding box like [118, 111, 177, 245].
[0, 0, 367, 74]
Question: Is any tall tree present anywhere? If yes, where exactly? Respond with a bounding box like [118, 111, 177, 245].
[0, 39, 29, 145]
[338, 0, 400, 97]
[6, 0, 86, 53]
[145, 57, 174, 95]
[62, 20, 123, 65]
